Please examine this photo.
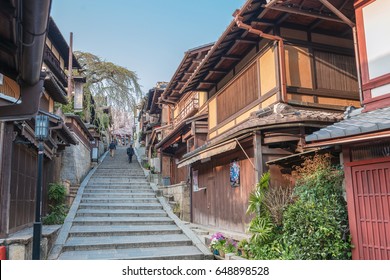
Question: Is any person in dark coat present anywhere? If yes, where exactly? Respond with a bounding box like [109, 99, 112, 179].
[127, 145, 134, 163]
[109, 140, 116, 157]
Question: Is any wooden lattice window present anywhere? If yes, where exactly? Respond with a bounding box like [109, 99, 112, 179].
[351, 141, 390, 161]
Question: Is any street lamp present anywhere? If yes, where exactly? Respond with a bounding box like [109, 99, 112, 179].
[32, 114, 49, 260]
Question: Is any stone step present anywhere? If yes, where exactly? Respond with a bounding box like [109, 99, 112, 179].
[72, 216, 174, 226]
[57, 245, 205, 260]
[83, 189, 154, 193]
[91, 176, 146, 179]
[62, 234, 193, 251]
[80, 198, 159, 203]
[86, 183, 151, 187]
[82, 193, 156, 198]
[78, 203, 163, 210]
[76, 209, 167, 217]
[68, 225, 182, 237]
[88, 179, 148, 183]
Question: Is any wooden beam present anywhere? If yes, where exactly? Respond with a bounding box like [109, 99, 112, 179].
[209, 70, 227, 75]
[235, 39, 258, 45]
[263, 4, 347, 24]
[221, 56, 241, 61]
[0, 36, 17, 55]
[0, 1, 16, 19]
[251, 19, 275, 27]
[254, 132, 263, 181]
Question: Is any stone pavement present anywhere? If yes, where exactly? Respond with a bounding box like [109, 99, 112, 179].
[48, 147, 212, 260]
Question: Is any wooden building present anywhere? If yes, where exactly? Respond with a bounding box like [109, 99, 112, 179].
[0, 9, 82, 238]
[168, 0, 361, 233]
[306, 0, 390, 260]
[155, 44, 212, 186]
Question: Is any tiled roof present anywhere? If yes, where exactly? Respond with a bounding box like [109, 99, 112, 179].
[305, 107, 390, 142]
[210, 103, 343, 145]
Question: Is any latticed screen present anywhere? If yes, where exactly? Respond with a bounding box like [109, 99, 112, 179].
[351, 141, 390, 161]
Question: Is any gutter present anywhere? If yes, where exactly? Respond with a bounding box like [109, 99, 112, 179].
[21, 0, 52, 85]
[233, 8, 287, 103]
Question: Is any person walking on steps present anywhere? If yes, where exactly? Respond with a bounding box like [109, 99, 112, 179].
[127, 145, 134, 163]
[109, 140, 116, 157]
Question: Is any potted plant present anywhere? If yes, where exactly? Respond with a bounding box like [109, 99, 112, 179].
[209, 232, 226, 257]
[224, 238, 238, 256]
[237, 239, 250, 259]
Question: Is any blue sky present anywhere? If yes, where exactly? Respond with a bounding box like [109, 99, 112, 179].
[51, 0, 246, 94]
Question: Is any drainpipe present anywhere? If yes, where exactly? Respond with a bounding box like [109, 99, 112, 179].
[318, 0, 363, 105]
[233, 9, 287, 103]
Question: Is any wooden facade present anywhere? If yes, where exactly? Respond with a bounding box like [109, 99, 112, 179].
[0, 15, 80, 237]
[171, 0, 361, 233]
[155, 44, 213, 186]
[304, 0, 390, 260]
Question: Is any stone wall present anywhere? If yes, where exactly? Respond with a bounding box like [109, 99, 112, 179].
[60, 132, 91, 188]
[98, 140, 105, 158]
[161, 182, 190, 222]
[0, 225, 60, 260]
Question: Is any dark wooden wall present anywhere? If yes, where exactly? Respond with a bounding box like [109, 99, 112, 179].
[192, 145, 256, 233]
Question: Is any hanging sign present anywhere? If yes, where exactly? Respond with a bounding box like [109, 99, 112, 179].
[230, 159, 240, 187]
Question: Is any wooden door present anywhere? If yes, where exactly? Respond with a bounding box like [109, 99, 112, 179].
[207, 171, 216, 226]
[349, 159, 390, 259]
[9, 143, 37, 232]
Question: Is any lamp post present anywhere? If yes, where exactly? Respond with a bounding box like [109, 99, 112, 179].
[32, 115, 49, 260]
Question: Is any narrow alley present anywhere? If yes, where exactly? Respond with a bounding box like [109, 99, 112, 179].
[48, 147, 211, 260]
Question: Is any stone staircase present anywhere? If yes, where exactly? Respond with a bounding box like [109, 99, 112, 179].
[50, 147, 211, 260]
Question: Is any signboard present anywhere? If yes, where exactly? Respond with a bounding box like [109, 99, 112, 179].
[230, 159, 240, 187]
[91, 147, 98, 162]
[74, 81, 83, 111]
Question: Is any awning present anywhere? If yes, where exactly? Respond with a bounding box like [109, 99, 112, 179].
[177, 140, 237, 168]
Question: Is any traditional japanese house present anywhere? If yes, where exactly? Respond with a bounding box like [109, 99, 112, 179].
[155, 44, 212, 186]
[305, 0, 390, 260]
[0, 10, 82, 242]
[175, 0, 361, 233]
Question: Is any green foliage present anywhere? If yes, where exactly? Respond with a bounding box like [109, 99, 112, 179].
[243, 154, 351, 260]
[47, 182, 67, 205]
[75, 51, 142, 113]
[224, 239, 238, 254]
[281, 154, 351, 260]
[143, 162, 150, 170]
[43, 183, 68, 225]
[247, 172, 270, 216]
[248, 215, 274, 244]
[43, 205, 68, 225]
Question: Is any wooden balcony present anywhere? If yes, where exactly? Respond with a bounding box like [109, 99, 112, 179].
[173, 97, 199, 127]
[43, 45, 68, 86]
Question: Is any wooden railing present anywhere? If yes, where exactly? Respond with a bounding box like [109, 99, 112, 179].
[173, 96, 199, 127]
[43, 46, 68, 86]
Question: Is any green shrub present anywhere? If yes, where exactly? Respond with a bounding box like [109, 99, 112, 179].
[282, 154, 351, 259]
[43, 183, 68, 225]
[244, 154, 351, 260]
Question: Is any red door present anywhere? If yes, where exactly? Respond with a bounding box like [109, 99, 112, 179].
[349, 159, 390, 259]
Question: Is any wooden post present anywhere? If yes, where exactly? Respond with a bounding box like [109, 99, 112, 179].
[67, 32, 73, 100]
[253, 132, 263, 182]
[0, 122, 13, 237]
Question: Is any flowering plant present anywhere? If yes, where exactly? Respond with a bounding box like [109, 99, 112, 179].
[225, 238, 237, 253]
[209, 232, 226, 252]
